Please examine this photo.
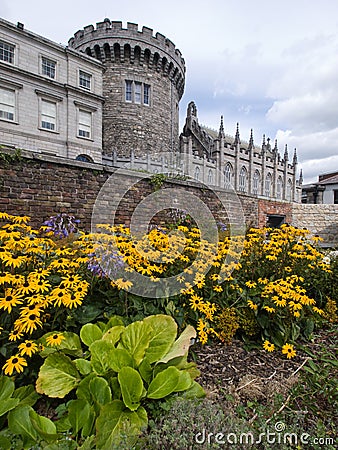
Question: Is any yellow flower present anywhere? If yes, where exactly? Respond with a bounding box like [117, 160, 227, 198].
[247, 299, 258, 311]
[18, 340, 39, 357]
[263, 305, 275, 313]
[263, 340, 275, 352]
[115, 278, 133, 291]
[189, 294, 203, 311]
[8, 329, 24, 341]
[213, 285, 223, 293]
[46, 333, 65, 346]
[245, 281, 257, 289]
[0, 289, 23, 313]
[313, 306, 325, 315]
[15, 313, 43, 334]
[282, 343, 296, 359]
[3, 354, 28, 375]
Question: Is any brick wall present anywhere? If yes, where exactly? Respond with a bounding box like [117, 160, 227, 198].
[0, 149, 298, 235]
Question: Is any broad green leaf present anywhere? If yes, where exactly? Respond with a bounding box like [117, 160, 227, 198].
[89, 376, 112, 406]
[13, 385, 40, 407]
[8, 405, 38, 443]
[96, 400, 147, 450]
[147, 366, 180, 399]
[29, 409, 58, 441]
[89, 340, 115, 375]
[76, 373, 96, 402]
[0, 398, 20, 417]
[0, 376, 15, 400]
[68, 399, 91, 435]
[143, 315, 177, 363]
[174, 371, 193, 392]
[109, 376, 121, 400]
[103, 315, 124, 331]
[36, 353, 80, 398]
[81, 406, 96, 437]
[109, 348, 134, 372]
[74, 359, 92, 375]
[138, 357, 153, 383]
[80, 324, 103, 347]
[182, 381, 206, 399]
[119, 320, 152, 367]
[158, 325, 196, 364]
[118, 367, 144, 411]
[102, 326, 125, 345]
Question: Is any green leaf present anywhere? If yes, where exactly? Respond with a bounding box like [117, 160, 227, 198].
[29, 409, 58, 442]
[74, 359, 92, 375]
[80, 324, 103, 347]
[103, 315, 125, 331]
[119, 320, 152, 367]
[76, 373, 96, 403]
[8, 405, 38, 444]
[102, 326, 125, 345]
[89, 376, 112, 406]
[68, 399, 91, 435]
[182, 380, 206, 399]
[174, 371, 193, 392]
[0, 376, 15, 400]
[96, 400, 147, 450]
[13, 385, 40, 407]
[77, 435, 96, 450]
[118, 367, 144, 411]
[0, 398, 20, 417]
[138, 357, 153, 384]
[36, 353, 80, 398]
[109, 348, 134, 372]
[39, 332, 82, 358]
[109, 376, 121, 400]
[147, 366, 180, 399]
[143, 315, 177, 363]
[81, 406, 96, 437]
[89, 340, 115, 375]
[158, 325, 196, 364]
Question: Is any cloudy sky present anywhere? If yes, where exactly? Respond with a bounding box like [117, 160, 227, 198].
[2, 0, 338, 183]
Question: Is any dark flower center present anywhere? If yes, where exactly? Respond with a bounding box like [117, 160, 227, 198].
[29, 314, 36, 320]
[12, 358, 18, 364]
[6, 296, 13, 302]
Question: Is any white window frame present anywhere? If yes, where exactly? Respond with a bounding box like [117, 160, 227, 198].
[253, 170, 260, 195]
[286, 179, 293, 201]
[40, 99, 56, 131]
[0, 86, 15, 122]
[239, 166, 248, 193]
[79, 70, 92, 90]
[78, 109, 92, 139]
[0, 80, 23, 123]
[276, 176, 283, 199]
[0, 40, 15, 65]
[41, 56, 56, 79]
[125, 80, 151, 105]
[194, 165, 200, 181]
[35, 89, 63, 133]
[224, 163, 233, 189]
[265, 173, 272, 197]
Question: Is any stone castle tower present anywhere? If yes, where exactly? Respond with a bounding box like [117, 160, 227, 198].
[68, 19, 185, 157]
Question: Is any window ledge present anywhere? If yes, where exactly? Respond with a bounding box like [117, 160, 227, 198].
[38, 127, 59, 134]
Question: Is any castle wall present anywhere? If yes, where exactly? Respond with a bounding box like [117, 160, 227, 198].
[68, 20, 185, 157]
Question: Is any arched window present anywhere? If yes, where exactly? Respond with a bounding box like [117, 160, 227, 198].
[76, 154, 93, 163]
[265, 173, 272, 197]
[194, 166, 200, 181]
[207, 169, 213, 184]
[253, 170, 260, 195]
[276, 176, 283, 199]
[239, 166, 248, 193]
[94, 45, 101, 60]
[134, 46, 141, 64]
[103, 43, 111, 61]
[224, 163, 233, 189]
[123, 44, 131, 63]
[286, 179, 293, 201]
[113, 43, 120, 62]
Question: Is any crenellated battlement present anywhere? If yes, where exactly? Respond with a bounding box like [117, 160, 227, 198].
[68, 19, 185, 76]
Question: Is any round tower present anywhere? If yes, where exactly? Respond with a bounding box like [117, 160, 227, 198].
[68, 19, 186, 157]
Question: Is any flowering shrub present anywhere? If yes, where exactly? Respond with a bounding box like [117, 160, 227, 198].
[0, 211, 336, 373]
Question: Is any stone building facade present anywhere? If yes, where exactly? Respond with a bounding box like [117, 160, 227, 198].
[0, 17, 302, 204]
[68, 19, 185, 157]
[0, 18, 104, 162]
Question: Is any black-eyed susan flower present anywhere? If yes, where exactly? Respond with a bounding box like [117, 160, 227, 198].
[247, 299, 258, 311]
[46, 333, 65, 346]
[2, 253, 27, 269]
[18, 340, 39, 357]
[282, 343, 296, 359]
[2, 354, 28, 375]
[15, 314, 43, 334]
[8, 329, 24, 341]
[115, 278, 133, 291]
[0, 289, 23, 313]
[263, 340, 275, 352]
